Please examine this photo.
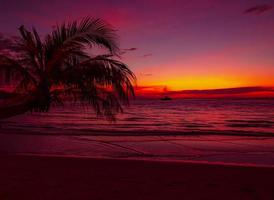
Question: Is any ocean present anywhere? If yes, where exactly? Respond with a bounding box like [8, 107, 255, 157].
[1, 98, 274, 135]
[1, 98, 274, 166]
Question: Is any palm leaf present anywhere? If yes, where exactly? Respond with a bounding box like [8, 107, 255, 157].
[44, 17, 119, 75]
[17, 26, 44, 75]
[0, 54, 37, 91]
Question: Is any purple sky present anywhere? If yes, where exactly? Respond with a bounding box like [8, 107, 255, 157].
[1, 0, 274, 90]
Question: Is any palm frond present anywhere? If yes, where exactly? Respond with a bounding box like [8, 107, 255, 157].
[60, 55, 136, 103]
[44, 17, 119, 74]
[88, 56, 136, 103]
[0, 54, 38, 91]
[15, 25, 46, 83]
[0, 16, 136, 120]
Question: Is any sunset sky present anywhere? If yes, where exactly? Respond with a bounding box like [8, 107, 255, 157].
[0, 0, 274, 94]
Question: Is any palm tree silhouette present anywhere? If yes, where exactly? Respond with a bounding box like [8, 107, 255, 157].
[0, 17, 136, 120]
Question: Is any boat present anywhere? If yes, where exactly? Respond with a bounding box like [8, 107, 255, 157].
[160, 96, 172, 101]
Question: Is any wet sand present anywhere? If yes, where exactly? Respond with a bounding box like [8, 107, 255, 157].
[0, 155, 274, 200]
[1, 133, 274, 166]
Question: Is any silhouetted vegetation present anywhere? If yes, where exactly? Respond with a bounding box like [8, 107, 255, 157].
[0, 17, 136, 120]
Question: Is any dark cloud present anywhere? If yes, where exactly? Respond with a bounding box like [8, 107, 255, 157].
[166, 87, 274, 95]
[120, 47, 138, 55]
[244, 4, 273, 15]
[142, 53, 152, 58]
[140, 73, 153, 76]
[123, 47, 138, 51]
[135, 86, 274, 98]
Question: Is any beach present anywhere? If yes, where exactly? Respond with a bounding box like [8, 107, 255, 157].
[1, 155, 274, 200]
[1, 132, 274, 199]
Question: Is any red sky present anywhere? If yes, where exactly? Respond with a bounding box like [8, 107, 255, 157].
[0, 0, 274, 97]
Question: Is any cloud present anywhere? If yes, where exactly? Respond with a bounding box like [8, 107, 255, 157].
[164, 87, 274, 98]
[123, 47, 138, 51]
[140, 73, 153, 76]
[120, 47, 138, 55]
[135, 86, 274, 99]
[244, 4, 273, 15]
[168, 87, 273, 95]
[142, 53, 153, 58]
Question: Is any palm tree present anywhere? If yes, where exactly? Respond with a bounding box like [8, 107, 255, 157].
[0, 17, 136, 120]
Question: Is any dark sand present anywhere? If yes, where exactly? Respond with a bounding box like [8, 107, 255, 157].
[0, 155, 274, 200]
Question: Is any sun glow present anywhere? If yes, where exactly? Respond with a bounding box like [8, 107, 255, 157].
[139, 75, 251, 91]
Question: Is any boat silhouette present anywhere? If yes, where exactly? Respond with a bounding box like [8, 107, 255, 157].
[160, 96, 172, 101]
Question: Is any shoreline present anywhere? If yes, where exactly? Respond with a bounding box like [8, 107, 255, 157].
[1, 128, 274, 137]
[1, 154, 274, 199]
[1, 133, 274, 167]
[4, 152, 274, 169]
